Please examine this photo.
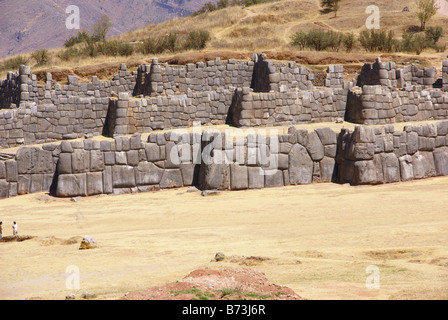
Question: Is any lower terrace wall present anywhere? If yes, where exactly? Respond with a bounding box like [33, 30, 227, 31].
[1, 120, 448, 199]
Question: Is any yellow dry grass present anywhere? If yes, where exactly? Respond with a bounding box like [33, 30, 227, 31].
[0, 176, 447, 300]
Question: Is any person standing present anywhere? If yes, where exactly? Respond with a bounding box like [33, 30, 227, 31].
[0, 221, 3, 239]
[12, 221, 17, 236]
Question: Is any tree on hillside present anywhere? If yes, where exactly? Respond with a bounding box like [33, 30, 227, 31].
[415, 0, 439, 31]
[321, 0, 341, 17]
[91, 14, 113, 41]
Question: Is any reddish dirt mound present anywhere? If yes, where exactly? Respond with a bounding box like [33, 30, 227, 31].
[121, 268, 303, 300]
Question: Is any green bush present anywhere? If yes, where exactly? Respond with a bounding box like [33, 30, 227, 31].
[343, 33, 355, 53]
[2, 55, 29, 71]
[31, 49, 50, 66]
[401, 32, 428, 55]
[359, 29, 397, 52]
[95, 40, 134, 57]
[64, 31, 91, 47]
[184, 31, 211, 50]
[425, 26, 443, 45]
[290, 30, 344, 51]
[57, 47, 81, 61]
[290, 31, 307, 50]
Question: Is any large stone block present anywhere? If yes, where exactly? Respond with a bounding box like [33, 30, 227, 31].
[289, 144, 313, 185]
[56, 173, 87, 197]
[353, 126, 375, 143]
[57, 153, 72, 174]
[112, 165, 136, 188]
[30, 174, 44, 193]
[305, 131, 324, 161]
[17, 175, 30, 195]
[380, 153, 400, 183]
[264, 169, 284, 188]
[230, 164, 248, 190]
[198, 150, 230, 190]
[16, 147, 53, 174]
[399, 155, 414, 181]
[72, 149, 90, 173]
[353, 142, 375, 160]
[180, 163, 196, 186]
[87, 172, 103, 196]
[5, 161, 18, 182]
[248, 167, 265, 189]
[103, 166, 113, 194]
[90, 150, 105, 172]
[433, 147, 448, 176]
[315, 127, 337, 145]
[159, 169, 183, 188]
[319, 157, 336, 182]
[353, 160, 378, 184]
[0, 180, 9, 199]
[0, 162, 5, 180]
[135, 162, 164, 185]
[412, 151, 436, 179]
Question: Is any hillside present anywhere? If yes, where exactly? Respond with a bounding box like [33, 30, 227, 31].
[2, 0, 448, 81]
[0, 0, 215, 58]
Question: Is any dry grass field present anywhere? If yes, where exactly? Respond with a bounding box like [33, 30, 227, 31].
[0, 174, 447, 300]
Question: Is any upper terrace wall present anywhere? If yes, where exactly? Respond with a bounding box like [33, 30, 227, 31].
[2, 55, 448, 150]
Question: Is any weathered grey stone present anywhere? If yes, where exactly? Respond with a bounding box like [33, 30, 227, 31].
[230, 164, 248, 190]
[112, 165, 136, 188]
[135, 161, 164, 185]
[0, 162, 6, 179]
[353, 160, 378, 184]
[289, 144, 313, 185]
[5, 161, 18, 182]
[319, 157, 336, 182]
[412, 151, 436, 179]
[126, 150, 139, 166]
[30, 174, 44, 193]
[406, 131, 419, 155]
[353, 126, 375, 143]
[102, 166, 113, 194]
[86, 172, 103, 196]
[305, 131, 324, 161]
[145, 143, 161, 162]
[248, 167, 265, 189]
[17, 175, 30, 195]
[179, 163, 196, 186]
[315, 127, 337, 145]
[380, 153, 400, 183]
[0, 180, 8, 199]
[72, 149, 90, 173]
[90, 150, 105, 171]
[57, 153, 72, 174]
[353, 142, 375, 160]
[264, 169, 284, 187]
[159, 169, 183, 188]
[16, 147, 53, 174]
[399, 155, 414, 181]
[198, 150, 229, 190]
[433, 147, 448, 176]
[56, 173, 87, 197]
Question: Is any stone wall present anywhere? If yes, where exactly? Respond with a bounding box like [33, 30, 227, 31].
[2, 120, 448, 200]
[230, 85, 350, 127]
[346, 85, 448, 125]
[337, 120, 448, 184]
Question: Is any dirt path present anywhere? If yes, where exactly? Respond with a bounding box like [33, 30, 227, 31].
[1, 176, 447, 300]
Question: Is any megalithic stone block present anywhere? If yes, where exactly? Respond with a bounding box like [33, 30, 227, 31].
[289, 143, 313, 185]
[56, 173, 87, 197]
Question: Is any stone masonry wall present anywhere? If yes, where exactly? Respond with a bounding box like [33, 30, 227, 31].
[2, 120, 448, 200]
[337, 120, 448, 184]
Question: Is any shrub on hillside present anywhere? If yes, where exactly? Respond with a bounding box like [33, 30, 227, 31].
[290, 30, 344, 51]
[184, 31, 211, 50]
[57, 47, 81, 61]
[425, 26, 443, 45]
[64, 31, 91, 47]
[31, 49, 51, 66]
[359, 29, 397, 52]
[1, 55, 29, 71]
